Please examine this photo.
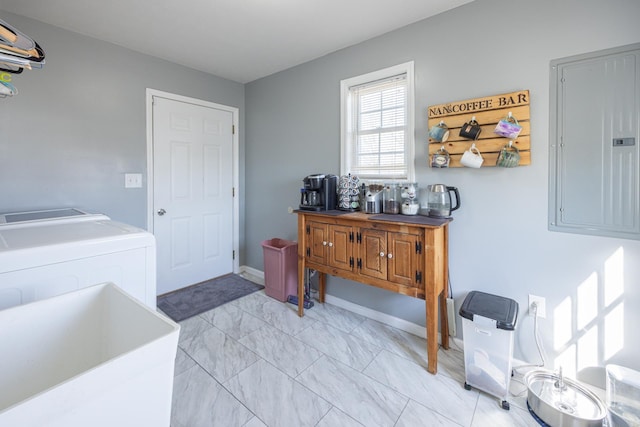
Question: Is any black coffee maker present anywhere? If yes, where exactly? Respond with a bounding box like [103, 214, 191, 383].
[299, 174, 337, 211]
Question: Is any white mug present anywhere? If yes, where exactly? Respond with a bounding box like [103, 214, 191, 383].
[460, 143, 484, 168]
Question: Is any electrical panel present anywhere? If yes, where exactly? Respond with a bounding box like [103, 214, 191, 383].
[549, 43, 640, 240]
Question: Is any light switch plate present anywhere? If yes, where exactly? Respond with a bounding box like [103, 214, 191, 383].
[125, 173, 142, 188]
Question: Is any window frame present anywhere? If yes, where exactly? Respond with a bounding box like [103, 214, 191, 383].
[340, 61, 415, 182]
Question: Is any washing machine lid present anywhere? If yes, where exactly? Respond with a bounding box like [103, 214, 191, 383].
[0, 208, 107, 226]
[0, 209, 155, 273]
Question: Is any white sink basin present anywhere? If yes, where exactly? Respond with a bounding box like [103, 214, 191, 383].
[0, 283, 180, 427]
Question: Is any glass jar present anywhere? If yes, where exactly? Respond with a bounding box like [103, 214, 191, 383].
[401, 199, 419, 215]
[383, 183, 401, 214]
[401, 182, 418, 201]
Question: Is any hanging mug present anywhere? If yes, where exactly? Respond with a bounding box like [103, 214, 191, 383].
[494, 113, 522, 139]
[460, 143, 484, 168]
[429, 121, 450, 143]
[431, 146, 450, 168]
[496, 142, 521, 167]
[459, 116, 482, 140]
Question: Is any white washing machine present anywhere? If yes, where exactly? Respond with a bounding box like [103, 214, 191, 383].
[0, 208, 156, 310]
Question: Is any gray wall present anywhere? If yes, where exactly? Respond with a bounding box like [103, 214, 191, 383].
[3, 0, 640, 378]
[0, 12, 245, 233]
[245, 0, 640, 376]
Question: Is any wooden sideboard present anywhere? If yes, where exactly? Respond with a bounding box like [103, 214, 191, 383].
[296, 210, 451, 374]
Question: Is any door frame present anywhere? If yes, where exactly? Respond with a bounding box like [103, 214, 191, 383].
[145, 88, 240, 275]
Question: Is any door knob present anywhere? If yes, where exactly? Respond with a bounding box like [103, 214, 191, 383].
[157, 208, 166, 216]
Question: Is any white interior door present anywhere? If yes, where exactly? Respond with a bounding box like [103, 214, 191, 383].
[151, 95, 234, 294]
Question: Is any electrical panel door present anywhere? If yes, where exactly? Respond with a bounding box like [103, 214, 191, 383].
[549, 43, 640, 240]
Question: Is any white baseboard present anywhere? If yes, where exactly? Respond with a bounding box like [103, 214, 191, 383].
[327, 294, 469, 349]
[324, 293, 427, 336]
[239, 265, 264, 284]
[242, 265, 461, 347]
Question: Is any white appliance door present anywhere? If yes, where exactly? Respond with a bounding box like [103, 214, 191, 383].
[152, 96, 234, 294]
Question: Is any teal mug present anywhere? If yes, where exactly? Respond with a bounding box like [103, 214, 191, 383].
[429, 121, 450, 143]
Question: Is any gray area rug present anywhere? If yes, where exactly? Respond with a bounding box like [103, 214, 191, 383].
[157, 274, 264, 322]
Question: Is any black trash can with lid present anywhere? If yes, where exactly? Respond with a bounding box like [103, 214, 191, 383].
[459, 290, 519, 410]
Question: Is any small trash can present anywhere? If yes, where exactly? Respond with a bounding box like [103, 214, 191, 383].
[459, 290, 519, 410]
[261, 238, 298, 302]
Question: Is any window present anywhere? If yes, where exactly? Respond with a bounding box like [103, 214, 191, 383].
[340, 62, 415, 182]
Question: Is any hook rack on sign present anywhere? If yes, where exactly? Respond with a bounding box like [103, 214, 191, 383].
[0, 17, 46, 98]
[427, 90, 531, 168]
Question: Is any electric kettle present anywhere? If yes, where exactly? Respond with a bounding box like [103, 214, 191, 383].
[426, 184, 460, 218]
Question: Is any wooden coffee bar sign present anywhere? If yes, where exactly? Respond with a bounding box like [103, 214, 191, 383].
[427, 90, 530, 168]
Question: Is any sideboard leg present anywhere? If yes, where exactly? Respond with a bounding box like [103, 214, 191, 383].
[425, 294, 438, 374]
[297, 261, 306, 317]
[297, 215, 306, 317]
[318, 272, 326, 303]
[440, 224, 450, 349]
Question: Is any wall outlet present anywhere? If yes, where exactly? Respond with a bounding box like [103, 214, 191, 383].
[528, 294, 546, 318]
[446, 297, 456, 336]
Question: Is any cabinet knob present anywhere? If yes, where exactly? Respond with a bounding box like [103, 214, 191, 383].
[323, 241, 327, 246]
[388, 253, 393, 259]
[380, 252, 385, 257]
[329, 242, 333, 247]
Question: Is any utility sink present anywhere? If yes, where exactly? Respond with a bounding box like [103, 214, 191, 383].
[0, 283, 180, 427]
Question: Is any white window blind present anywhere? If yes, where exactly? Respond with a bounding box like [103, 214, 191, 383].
[341, 62, 414, 182]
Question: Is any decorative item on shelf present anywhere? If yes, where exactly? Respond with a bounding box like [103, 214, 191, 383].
[0, 17, 46, 98]
[400, 182, 419, 215]
[431, 146, 451, 168]
[460, 143, 484, 168]
[401, 200, 420, 215]
[496, 141, 521, 167]
[337, 173, 360, 211]
[429, 121, 450, 143]
[494, 112, 522, 140]
[427, 90, 530, 168]
[401, 182, 418, 200]
[459, 116, 482, 140]
[363, 183, 384, 214]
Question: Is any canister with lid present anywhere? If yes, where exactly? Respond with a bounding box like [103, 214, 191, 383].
[383, 183, 401, 214]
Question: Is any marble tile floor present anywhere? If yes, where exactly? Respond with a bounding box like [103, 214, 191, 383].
[168, 286, 542, 427]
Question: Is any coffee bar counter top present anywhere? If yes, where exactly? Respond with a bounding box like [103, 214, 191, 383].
[295, 209, 451, 227]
